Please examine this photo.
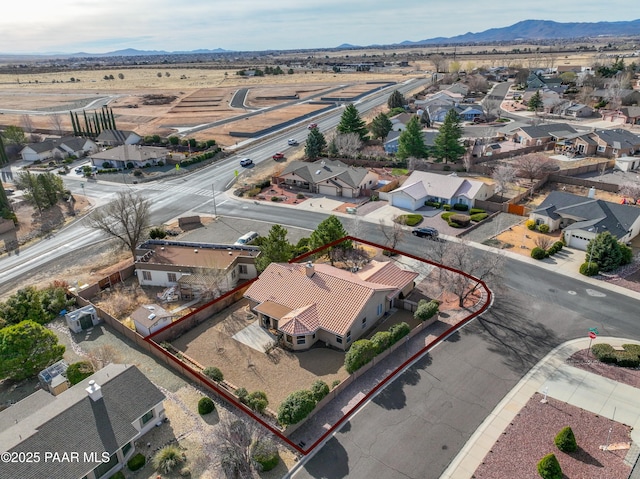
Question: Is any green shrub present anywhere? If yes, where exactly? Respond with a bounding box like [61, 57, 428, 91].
[251, 438, 280, 471]
[538, 224, 550, 233]
[526, 219, 536, 230]
[622, 343, 640, 358]
[296, 193, 305, 199]
[554, 426, 577, 452]
[278, 389, 316, 426]
[443, 204, 451, 211]
[537, 453, 562, 479]
[198, 396, 215, 415]
[469, 208, 486, 215]
[531, 247, 546, 260]
[591, 343, 617, 363]
[152, 445, 184, 474]
[109, 472, 125, 479]
[414, 299, 439, 322]
[452, 203, 468, 211]
[203, 366, 223, 382]
[441, 211, 455, 221]
[617, 352, 640, 368]
[310, 380, 330, 402]
[245, 187, 262, 197]
[127, 453, 146, 471]
[470, 212, 489, 222]
[271, 196, 282, 202]
[397, 214, 423, 226]
[344, 339, 377, 374]
[579, 262, 599, 276]
[246, 391, 269, 413]
[620, 243, 633, 265]
[149, 227, 167, 239]
[66, 361, 94, 385]
[389, 322, 411, 343]
[449, 214, 471, 227]
[425, 201, 441, 208]
[332, 379, 341, 388]
[370, 331, 394, 354]
[553, 241, 564, 251]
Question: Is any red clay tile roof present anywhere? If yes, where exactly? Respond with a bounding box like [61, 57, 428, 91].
[279, 304, 320, 335]
[357, 260, 419, 299]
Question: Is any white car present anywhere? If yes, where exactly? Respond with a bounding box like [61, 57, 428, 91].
[287, 139, 298, 146]
[239, 158, 253, 167]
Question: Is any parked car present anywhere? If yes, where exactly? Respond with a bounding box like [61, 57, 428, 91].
[308, 123, 318, 130]
[234, 231, 258, 245]
[412, 227, 439, 239]
[239, 158, 253, 167]
[272, 152, 285, 160]
[287, 139, 298, 146]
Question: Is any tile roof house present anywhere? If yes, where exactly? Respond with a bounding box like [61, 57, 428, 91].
[530, 191, 640, 250]
[20, 136, 98, 163]
[275, 159, 378, 198]
[244, 260, 418, 351]
[90, 144, 169, 169]
[388, 171, 495, 211]
[95, 129, 141, 147]
[0, 364, 165, 479]
[135, 240, 260, 300]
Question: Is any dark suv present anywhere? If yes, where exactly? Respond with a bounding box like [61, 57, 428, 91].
[412, 227, 439, 239]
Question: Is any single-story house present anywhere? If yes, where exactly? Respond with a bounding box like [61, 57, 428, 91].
[557, 102, 593, 118]
[384, 130, 438, 154]
[90, 144, 169, 169]
[601, 107, 640, 125]
[131, 304, 173, 337]
[388, 170, 495, 211]
[244, 260, 418, 351]
[592, 89, 640, 107]
[134, 240, 260, 300]
[570, 129, 640, 158]
[389, 112, 416, 131]
[95, 129, 141, 147]
[530, 191, 640, 250]
[20, 136, 98, 163]
[275, 159, 378, 198]
[510, 123, 579, 147]
[0, 364, 165, 479]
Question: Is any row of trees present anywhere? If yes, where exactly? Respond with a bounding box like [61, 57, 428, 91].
[69, 105, 117, 137]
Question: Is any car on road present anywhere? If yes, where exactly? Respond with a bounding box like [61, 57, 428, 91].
[308, 123, 318, 129]
[272, 152, 285, 160]
[239, 158, 253, 167]
[412, 227, 439, 239]
[287, 139, 298, 146]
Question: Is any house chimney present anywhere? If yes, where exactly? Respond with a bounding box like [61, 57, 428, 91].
[305, 261, 315, 278]
[86, 380, 103, 401]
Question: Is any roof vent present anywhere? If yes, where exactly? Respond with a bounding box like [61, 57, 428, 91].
[148, 313, 156, 320]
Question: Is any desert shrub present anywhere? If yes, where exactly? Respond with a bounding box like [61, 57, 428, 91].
[332, 379, 341, 388]
[591, 343, 617, 363]
[246, 391, 269, 413]
[245, 186, 262, 197]
[296, 193, 305, 199]
[198, 396, 215, 415]
[389, 322, 411, 343]
[531, 247, 546, 260]
[537, 453, 562, 479]
[414, 299, 439, 322]
[149, 227, 167, 239]
[344, 339, 377, 374]
[452, 203, 469, 211]
[554, 426, 577, 452]
[449, 214, 471, 227]
[235, 387, 249, 403]
[526, 219, 536, 230]
[443, 204, 451, 211]
[310, 380, 330, 402]
[66, 361, 94, 385]
[133, 169, 143, 177]
[469, 208, 486, 215]
[152, 445, 184, 474]
[470, 212, 489, 222]
[203, 366, 223, 382]
[271, 196, 282, 202]
[370, 331, 394, 354]
[278, 389, 316, 426]
[537, 223, 550, 233]
[127, 453, 146, 471]
[534, 236, 553, 250]
[397, 214, 423, 226]
[251, 438, 280, 472]
[616, 352, 640, 368]
[441, 211, 455, 221]
[579, 262, 599, 276]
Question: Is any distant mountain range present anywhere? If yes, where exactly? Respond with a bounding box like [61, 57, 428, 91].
[66, 47, 231, 57]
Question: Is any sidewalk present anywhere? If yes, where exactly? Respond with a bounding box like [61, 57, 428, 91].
[441, 337, 640, 479]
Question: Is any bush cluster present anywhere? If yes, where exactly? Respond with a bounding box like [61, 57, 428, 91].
[470, 212, 489, 222]
[344, 322, 411, 374]
[179, 149, 221, 167]
[591, 343, 640, 367]
[425, 200, 442, 208]
[203, 366, 224, 382]
[127, 453, 146, 471]
[449, 214, 470, 228]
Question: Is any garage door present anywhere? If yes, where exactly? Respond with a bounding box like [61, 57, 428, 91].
[567, 233, 589, 250]
[391, 195, 415, 210]
[318, 185, 338, 196]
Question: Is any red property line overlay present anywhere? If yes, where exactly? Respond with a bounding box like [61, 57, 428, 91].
[145, 235, 493, 456]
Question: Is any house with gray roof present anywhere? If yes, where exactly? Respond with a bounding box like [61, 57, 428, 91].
[20, 136, 98, 163]
[95, 129, 141, 147]
[90, 144, 169, 169]
[510, 123, 579, 147]
[570, 129, 640, 158]
[530, 191, 640, 250]
[0, 364, 165, 479]
[601, 106, 640, 125]
[275, 159, 378, 198]
[384, 130, 438, 154]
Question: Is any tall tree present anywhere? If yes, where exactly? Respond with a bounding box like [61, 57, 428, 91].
[369, 112, 393, 141]
[86, 190, 151, 259]
[515, 153, 556, 181]
[387, 90, 406, 109]
[0, 181, 10, 212]
[309, 215, 352, 265]
[305, 128, 327, 159]
[527, 90, 543, 112]
[2, 125, 27, 147]
[397, 116, 427, 160]
[0, 320, 65, 380]
[15, 171, 64, 211]
[0, 135, 8, 165]
[433, 110, 465, 163]
[255, 224, 294, 272]
[337, 104, 368, 141]
[491, 164, 517, 200]
[586, 231, 623, 272]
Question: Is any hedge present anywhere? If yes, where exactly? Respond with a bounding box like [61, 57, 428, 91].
[310, 380, 330, 402]
[370, 331, 394, 354]
[441, 212, 455, 221]
[591, 343, 640, 367]
[449, 214, 470, 227]
[469, 208, 486, 215]
[127, 453, 146, 471]
[278, 389, 316, 426]
[389, 322, 410, 342]
[554, 426, 577, 452]
[470, 212, 489, 222]
[452, 203, 469, 211]
[579, 262, 599, 276]
[344, 339, 377, 374]
[425, 201, 442, 208]
[591, 343, 617, 363]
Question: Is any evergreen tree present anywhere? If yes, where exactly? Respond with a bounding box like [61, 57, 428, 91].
[419, 111, 431, 127]
[0, 135, 8, 166]
[0, 181, 10, 213]
[528, 90, 543, 112]
[387, 90, 406, 109]
[337, 104, 368, 141]
[586, 231, 624, 272]
[305, 128, 327, 159]
[309, 215, 352, 265]
[255, 225, 294, 272]
[433, 109, 466, 163]
[397, 116, 427, 160]
[369, 112, 393, 141]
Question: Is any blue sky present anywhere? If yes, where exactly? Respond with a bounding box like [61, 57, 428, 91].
[0, 0, 636, 54]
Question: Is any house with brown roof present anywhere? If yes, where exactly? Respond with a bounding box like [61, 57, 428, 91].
[131, 304, 173, 337]
[569, 129, 640, 158]
[134, 240, 260, 300]
[244, 260, 418, 351]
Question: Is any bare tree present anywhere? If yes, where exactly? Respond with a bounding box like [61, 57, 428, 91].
[462, 151, 474, 173]
[514, 153, 556, 181]
[216, 417, 275, 478]
[534, 236, 553, 250]
[49, 113, 64, 136]
[492, 164, 517, 200]
[86, 190, 151, 259]
[466, 74, 488, 94]
[605, 73, 632, 110]
[483, 97, 501, 120]
[21, 114, 35, 135]
[620, 182, 640, 203]
[430, 54, 446, 73]
[333, 132, 362, 157]
[576, 85, 595, 105]
[378, 216, 406, 251]
[86, 345, 121, 370]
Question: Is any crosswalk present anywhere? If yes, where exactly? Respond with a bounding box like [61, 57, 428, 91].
[135, 182, 216, 198]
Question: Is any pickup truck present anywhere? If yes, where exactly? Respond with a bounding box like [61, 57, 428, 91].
[272, 152, 285, 160]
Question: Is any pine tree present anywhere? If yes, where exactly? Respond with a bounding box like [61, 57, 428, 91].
[369, 112, 393, 141]
[337, 104, 368, 141]
[0, 135, 8, 166]
[255, 225, 294, 273]
[397, 116, 427, 160]
[433, 109, 466, 163]
[586, 231, 623, 272]
[387, 90, 406, 109]
[528, 90, 543, 112]
[305, 128, 327, 159]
